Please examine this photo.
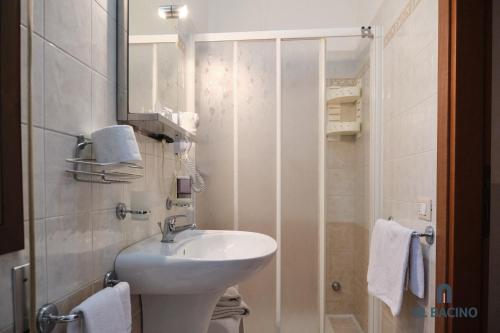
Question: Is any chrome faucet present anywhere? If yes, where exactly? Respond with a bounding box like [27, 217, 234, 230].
[158, 214, 197, 243]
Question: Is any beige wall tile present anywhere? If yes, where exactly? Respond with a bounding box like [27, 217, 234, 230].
[91, 210, 126, 280]
[92, 1, 117, 78]
[44, 131, 91, 217]
[44, 42, 92, 135]
[46, 213, 92, 301]
[92, 73, 118, 130]
[45, 0, 92, 65]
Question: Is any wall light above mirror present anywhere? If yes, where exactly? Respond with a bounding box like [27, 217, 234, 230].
[158, 5, 188, 20]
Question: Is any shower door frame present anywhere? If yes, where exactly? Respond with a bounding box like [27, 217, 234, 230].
[187, 27, 383, 333]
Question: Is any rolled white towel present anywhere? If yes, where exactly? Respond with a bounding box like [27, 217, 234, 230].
[91, 125, 142, 164]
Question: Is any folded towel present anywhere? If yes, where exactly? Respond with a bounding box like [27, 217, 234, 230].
[113, 282, 132, 332]
[212, 301, 250, 320]
[367, 219, 414, 316]
[67, 283, 131, 333]
[408, 236, 425, 298]
[217, 287, 242, 307]
[178, 112, 199, 134]
[208, 317, 243, 333]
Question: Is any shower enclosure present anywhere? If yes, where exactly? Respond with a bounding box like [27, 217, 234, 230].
[190, 28, 382, 333]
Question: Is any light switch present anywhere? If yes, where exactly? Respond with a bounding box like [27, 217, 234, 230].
[416, 197, 432, 221]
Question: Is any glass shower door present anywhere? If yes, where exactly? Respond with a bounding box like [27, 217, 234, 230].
[193, 30, 378, 333]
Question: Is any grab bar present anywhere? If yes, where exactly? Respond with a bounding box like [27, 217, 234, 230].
[37, 271, 121, 333]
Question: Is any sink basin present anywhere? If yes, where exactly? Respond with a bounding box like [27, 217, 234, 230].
[115, 230, 277, 333]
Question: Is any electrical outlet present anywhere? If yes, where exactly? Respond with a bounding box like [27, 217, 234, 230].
[416, 197, 432, 221]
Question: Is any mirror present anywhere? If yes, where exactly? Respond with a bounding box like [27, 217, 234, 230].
[0, 0, 24, 254]
[128, 0, 183, 115]
[118, 0, 192, 139]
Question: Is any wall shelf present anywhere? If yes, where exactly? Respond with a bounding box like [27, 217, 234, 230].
[326, 82, 363, 138]
[326, 85, 361, 105]
[327, 121, 361, 136]
[120, 112, 197, 142]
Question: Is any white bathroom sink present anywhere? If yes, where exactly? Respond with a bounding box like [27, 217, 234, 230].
[115, 230, 277, 294]
[115, 230, 277, 333]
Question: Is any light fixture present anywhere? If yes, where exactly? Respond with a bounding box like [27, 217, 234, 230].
[158, 4, 188, 20]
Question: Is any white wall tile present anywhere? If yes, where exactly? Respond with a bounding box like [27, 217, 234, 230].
[92, 73, 117, 130]
[46, 213, 92, 301]
[95, 0, 117, 19]
[91, 182, 123, 211]
[45, 0, 92, 65]
[21, 28, 44, 126]
[44, 42, 92, 135]
[91, 210, 125, 280]
[92, 1, 117, 79]
[44, 131, 91, 217]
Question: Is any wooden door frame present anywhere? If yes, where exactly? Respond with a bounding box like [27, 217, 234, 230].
[436, 0, 491, 332]
[0, 0, 24, 254]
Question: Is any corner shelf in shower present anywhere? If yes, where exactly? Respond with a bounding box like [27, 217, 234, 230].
[326, 85, 361, 105]
[326, 82, 363, 138]
[119, 112, 197, 143]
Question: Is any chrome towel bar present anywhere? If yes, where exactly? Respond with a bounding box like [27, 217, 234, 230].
[387, 216, 434, 245]
[37, 271, 121, 333]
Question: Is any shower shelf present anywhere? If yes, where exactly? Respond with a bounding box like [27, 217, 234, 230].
[326, 85, 361, 105]
[120, 112, 196, 143]
[65, 136, 144, 184]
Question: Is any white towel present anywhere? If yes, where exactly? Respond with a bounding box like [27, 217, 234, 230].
[212, 301, 250, 320]
[408, 236, 425, 298]
[217, 287, 242, 307]
[208, 317, 243, 333]
[177, 112, 199, 134]
[367, 219, 414, 316]
[113, 282, 132, 332]
[67, 283, 131, 333]
[91, 125, 142, 164]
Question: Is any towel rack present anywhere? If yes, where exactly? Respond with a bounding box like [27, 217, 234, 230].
[387, 216, 434, 245]
[66, 135, 144, 184]
[37, 271, 121, 333]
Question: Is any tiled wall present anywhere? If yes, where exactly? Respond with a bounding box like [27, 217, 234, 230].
[0, 1, 183, 331]
[374, 0, 438, 331]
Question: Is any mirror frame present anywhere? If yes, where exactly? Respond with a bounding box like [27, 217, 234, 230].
[0, 0, 24, 254]
[117, 0, 129, 122]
